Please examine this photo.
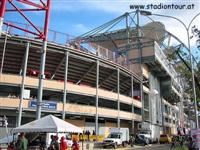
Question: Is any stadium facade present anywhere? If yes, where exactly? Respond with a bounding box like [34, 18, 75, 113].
[0, 12, 194, 137]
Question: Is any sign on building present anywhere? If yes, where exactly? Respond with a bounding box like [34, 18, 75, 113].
[29, 101, 57, 110]
[23, 89, 30, 99]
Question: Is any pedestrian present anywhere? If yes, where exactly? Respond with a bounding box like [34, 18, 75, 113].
[53, 136, 59, 150]
[15, 134, 21, 150]
[129, 135, 134, 147]
[92, 130, 95, 135]
[7, 142, 15, 150]
[71, 138, 79, 150]
[87, 130, 90, 141]
[170, 135, 176, 149]
[60, 136, 67, 150]
[19, 132, 28, 150]
[188, 137, 195, 150]
[48, 135, 55, 150]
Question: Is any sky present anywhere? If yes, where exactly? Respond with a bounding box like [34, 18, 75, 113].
[3, 0, 200, 56]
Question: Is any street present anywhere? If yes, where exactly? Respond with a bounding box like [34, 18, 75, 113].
[133, 144, 170, 150]
[94, 144, 171, 150]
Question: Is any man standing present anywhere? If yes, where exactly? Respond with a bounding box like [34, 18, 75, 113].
[19, 132, 28, 150]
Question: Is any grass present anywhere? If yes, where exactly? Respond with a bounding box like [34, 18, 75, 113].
[171, 145, 188, 150]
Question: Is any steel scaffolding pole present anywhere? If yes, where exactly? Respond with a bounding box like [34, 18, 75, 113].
[95, 59, 99, 135]
[117, 67, 120, 128]
[0, 0, 6, 35]
[62, 51, 69, 120]
[17, 42, 30, 127]
[0, 26, 9, 80]
[136, 10, 144, 120]
[36, 0, 51, 119]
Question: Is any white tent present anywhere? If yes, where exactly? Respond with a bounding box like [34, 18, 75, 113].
[13, 115, 83, 133]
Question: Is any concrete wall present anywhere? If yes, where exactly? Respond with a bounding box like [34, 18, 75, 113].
[0, 74, 142, 109]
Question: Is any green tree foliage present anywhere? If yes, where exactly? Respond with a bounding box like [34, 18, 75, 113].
[166, 47, 200, 110]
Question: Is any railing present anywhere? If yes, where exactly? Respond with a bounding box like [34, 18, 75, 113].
[2, 21, 182, 87]
[2, 21, 74, 45]
[2, 22, 143, 77]
[154, 41, 182, 92]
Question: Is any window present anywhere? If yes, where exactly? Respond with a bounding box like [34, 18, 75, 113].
[134, 107, 141, 115]
[143, 93, 149, 110]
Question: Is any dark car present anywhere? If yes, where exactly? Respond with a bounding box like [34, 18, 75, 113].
[135, 134, 149, 146]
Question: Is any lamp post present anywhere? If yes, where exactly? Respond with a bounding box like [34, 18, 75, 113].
[140, 10, 200, 128]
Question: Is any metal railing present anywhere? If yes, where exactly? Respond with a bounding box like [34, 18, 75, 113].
[154, 41, 182, 92]
[2, 21, 74, 45]
[2, 21, 183, 88]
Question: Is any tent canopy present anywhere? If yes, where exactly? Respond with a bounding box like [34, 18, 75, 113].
[13, 115, 83, 134]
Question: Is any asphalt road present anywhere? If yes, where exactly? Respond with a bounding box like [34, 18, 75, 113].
[133, 144, 171, 150]
[94, 144, 171, 150]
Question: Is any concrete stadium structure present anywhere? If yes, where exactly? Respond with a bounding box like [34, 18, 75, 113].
[0, 12, 194, 137]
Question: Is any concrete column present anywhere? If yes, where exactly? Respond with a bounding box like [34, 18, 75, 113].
[62, 51, 69, 120]
[131, 76, 134, 134]
[95, 59, 99, 135]
[117, 67, 120, 128]
[36, 40, 48, 119]
[17, 42, 30, 127]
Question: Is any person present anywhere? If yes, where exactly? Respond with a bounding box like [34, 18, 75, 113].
[60, 136, 67, 150]
[129, 135, 134, 147]
[19, 132, 28, 150]
[188, 137, 195, 150]
[170, 135, 176, 149]
[71, 138, 79, 150]
[87, 130, 90, 141]
[54, 136, 59, 150]
[15, 134, 21, 150]
[7, 142, 15, 150]
[92, 130, 95, 135]
[49, 135, 55, 149]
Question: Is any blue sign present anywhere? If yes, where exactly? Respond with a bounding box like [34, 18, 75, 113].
[29, 101, 57, 110]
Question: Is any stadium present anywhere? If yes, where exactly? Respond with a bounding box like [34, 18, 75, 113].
[0, 10, 193, 138]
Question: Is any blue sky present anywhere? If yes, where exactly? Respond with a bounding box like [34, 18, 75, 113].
[3, 0, 200, 54]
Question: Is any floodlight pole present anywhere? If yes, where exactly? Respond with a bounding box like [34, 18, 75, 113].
[36, 0, 51, 119]
[140, 10, 200, 128]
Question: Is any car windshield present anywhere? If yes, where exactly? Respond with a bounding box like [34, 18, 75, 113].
[108, 134, 121, 138]
[139, 131, 150, 134]
[138, 135, 145, 139]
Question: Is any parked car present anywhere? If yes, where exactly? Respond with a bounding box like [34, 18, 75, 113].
[134, 134, 149, 146]
[159, 134, 171, 144]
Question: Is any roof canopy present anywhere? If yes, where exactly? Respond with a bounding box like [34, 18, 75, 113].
[13, 115, 83, 133]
